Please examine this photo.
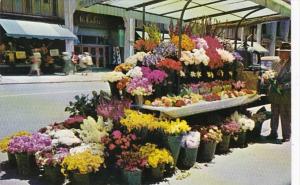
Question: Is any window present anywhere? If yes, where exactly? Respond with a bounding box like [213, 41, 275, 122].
[34, 0, 41, 14]
[25, 0, 32, 14]
[52, 0, 57, 16]
[13, 0, 23, 13]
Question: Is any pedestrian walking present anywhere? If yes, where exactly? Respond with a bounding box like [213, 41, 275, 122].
[62, 52, 74, 75]
[266, 42, 291, 143]
[71, 52, 79, 73]
[28, 54, 41, 76]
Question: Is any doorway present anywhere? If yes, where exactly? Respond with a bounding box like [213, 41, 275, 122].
[74, 45, 109, 67]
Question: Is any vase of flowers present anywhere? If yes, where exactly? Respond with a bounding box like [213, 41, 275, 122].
[15, 152, 35, 176]
[7, 152, 17, 167]
[61, 151, 104, 185]
[198, 126, 222, 162]
[117, 151, 147, 185]
[162, 119, 191, 165]
[102, 71, 126, 99]
[139, 143, 174, 180]
[178, 131, 201, 169]
[126, 77, 153, 105]
[44, 165, 64, 184]
[217, 121, 240, 154]
[134, 95, 144, 106]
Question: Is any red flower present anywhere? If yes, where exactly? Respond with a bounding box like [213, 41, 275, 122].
[204, 36, 223, 69]
[156, 58, 182, 71]
[109, 144, 116, 150]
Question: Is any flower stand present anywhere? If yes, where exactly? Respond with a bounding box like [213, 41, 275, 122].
[70, 173, 90, 185]
[121, 169, 142, 185]
[197, 141, 217, 162]
[44, 166, 64, 184]
[163, 135, 181, 165]
[7, 152, 17, 167]
[177, 147, 198, 170]
[150, 164, 165, 180]
[216, 134, 231, 154]
[15, 153, 37, 176]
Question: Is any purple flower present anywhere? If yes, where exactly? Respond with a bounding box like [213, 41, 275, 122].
[232, 52, 243, 61]
[142, 67, 168, 85]
[97, 98, 131, 122]
[154, 42, 177, 57]
[142, 54, 162, 66]
[126, 77, 153, 96]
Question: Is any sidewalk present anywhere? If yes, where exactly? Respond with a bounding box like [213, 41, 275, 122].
[0, 72, 108, 85]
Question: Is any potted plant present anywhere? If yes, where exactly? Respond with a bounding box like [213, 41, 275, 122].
[217, 121, 240, 154]
[198, 126, 222, 162]
[35, 147, 69, 184]
[126, 77, 153, 106]
[61, 151, 104, 185]
[8, 133, 52, 176]
[161, 118, 191, 165]
[230, 111, 255, 148]
[116, 151, 147, 185]
[178, 131, 201, 169]
[0, 131, 30, 167]
[139, 143, 173, 180]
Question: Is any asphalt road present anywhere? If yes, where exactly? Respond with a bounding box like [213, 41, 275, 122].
[0, 82, 109, 138]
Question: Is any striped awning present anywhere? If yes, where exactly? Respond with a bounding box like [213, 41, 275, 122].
[0, 19, 78, 40]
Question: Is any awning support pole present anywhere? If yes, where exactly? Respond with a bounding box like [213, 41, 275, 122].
[142, 5, 146, 40]
[178, 0, 192, 58]
[234, 7, 263, 50]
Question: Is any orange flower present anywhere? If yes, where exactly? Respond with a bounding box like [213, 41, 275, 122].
[171, 34, 195, 51]
[156, 58, 182, 72]
[134, 39, 157, 52]
[114, 63, 133, 72]
[117, 77, 131, 90]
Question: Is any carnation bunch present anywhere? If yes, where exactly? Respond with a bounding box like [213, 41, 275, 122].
[126, 66, 143, 78]
[199, 126, 223, 143]
[142, 53, 163, 66]
[160, 118, 191, 136]
[64, 115, 85, 129]
[61, 151, 104, 176]
[116, 77, 131, 91]
[49, 129, 81, 146]
[0, 131, 31, 152]
[156, 58, 182, 72]
[125, 52, 147, 66]
[216, 48, 235, 63]
[220, 121, 240, 135]
[171, 34, 195, 51]
[69, 143, 104, 156]
[114, 63, 133, 73]
[139, 143, 173, 168]
[181, 131, 201, 148]
[154, 42, 177, 58]
[134, 39, 157, 52]
[126, 77, 153, 96]
[120, 110, 157, 131]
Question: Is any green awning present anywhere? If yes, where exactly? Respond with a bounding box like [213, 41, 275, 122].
[0, 19, 78, 40]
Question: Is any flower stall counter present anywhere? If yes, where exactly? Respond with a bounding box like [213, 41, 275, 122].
[141, 94, 261, 118]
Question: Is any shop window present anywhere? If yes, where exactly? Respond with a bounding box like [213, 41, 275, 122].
[82, 36, 97, 45]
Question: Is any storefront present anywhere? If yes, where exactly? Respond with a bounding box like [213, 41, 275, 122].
[73, 11, 125, 68]
[0, 18, 77, 74]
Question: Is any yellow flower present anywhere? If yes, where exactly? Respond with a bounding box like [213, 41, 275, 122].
[0, 131, 31, 152]
[61, 151, 104, 176]
[144, 100, 152, 106]
[171, 34, 195, 51]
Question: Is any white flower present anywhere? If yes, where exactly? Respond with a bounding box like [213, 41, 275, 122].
[124, 52, 147, 66]
[70, 144, 91, 155]
[190, 71, 196, 77]
[102, 71, 125, 83]
[126, 66, 143, 78]
[180, 70, 186, 77]
[181, 131, 201, 148]
[262, 70, 277, 80]
[196, 72, 202, 78]
[49, 129, 81, 146]
[230, 111, 255, 132]
[216, 48, 235, 63]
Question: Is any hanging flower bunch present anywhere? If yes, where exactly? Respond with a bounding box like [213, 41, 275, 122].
[35, 147, 69, 168]
[124, 52, 148, 66]
[139, 143, 173, 168]
[102, 71, 126, 83]
[154, 42, 177, 58]
[156, 58, 182, 72]
[126, 66, 143, 78]
[230, 111, 255, 132]
[134, 39, 157, 52]
[204, 36, 223, 69]
[126, 77, 153, 96]
[97, 98, 131, 122]
[8, 133, 52, 154]
[77, 116, 112, 144]
[181, 131, 201, 149]
[116, 150, 147, 172]
[220, 121, 240, 135]
[142, 53, 163, 66]
[114, 63, 134, 73]
[199, 126, 223, 143]
[142, 67, 168, 85]
[61, 151, 104, 176]
[49, 129, 81, 146]
[0, 131, 31, 152]
[216, 48, 235, 63]
[171, 34, 195, 51]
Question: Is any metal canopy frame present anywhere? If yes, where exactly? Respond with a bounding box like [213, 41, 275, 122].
[81, 0, 290, 57]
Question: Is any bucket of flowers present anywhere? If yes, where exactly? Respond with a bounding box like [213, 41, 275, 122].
[0, 131, 30, 167]
[139, 143, 174, 180]
[161, 119, 191, 165]
[178, 131, 201, 169]
[217, 121, 240, 154]
[230, 111, 255, 148]
[35, 147, 69, 184]
[61, 150, 104, 185]
[116, 150, 147, 185]
[102, 71, 126, 99]
[198, 126, 222, 162]
[126, 77, 153, 106]
[8, 133, 52, 176]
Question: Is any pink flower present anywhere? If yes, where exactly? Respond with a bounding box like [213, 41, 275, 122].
[112, 130, 122, 140]
[130, 134, 137, 140]
[109, 144, 116, 150]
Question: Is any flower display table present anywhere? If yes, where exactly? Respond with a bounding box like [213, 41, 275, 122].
[141, 94, 261, 118]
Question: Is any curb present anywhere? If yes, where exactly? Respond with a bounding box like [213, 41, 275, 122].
[0, 79, 105, 85]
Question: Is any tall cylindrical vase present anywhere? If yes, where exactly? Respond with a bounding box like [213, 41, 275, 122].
[236, 131, 247, 148]
[216, 134, 231, 154]
[134, 95, 144, 106]
[177, 147, 198, 170]
[15, 153, 37, 177]
[163, 135, 181, 165]
[71, 173, 90, 185]
[150, 164, 165, 180]
[121, 169, 142, 185]
[197, 141, 217, 162]
[44, 166, 64, 184]
[7, 152, 17, 167]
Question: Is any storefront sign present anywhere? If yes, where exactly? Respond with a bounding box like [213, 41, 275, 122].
[50, 49, 60, 57]
[15, 51, 26, 59]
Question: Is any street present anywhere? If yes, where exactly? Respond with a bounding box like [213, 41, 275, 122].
[0, 82, 109, 138]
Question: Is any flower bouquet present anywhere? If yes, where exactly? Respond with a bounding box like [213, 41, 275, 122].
[139, 143, 174, 179]
[178, 131, 201, 169]
[102, 71, 126, 99]
[35, 147, 69, 183]
[198, 126, 222, 162]
[126, 77, 153, 105]
[49, 129, 81, 147]
[0, 131, 30, 167]
[8, 133, 52, 176]
[61, 151, 104, 185]
[142, 67, 168, 97]
[217, 121, 240, 153]
[116, 151, 147, 185]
